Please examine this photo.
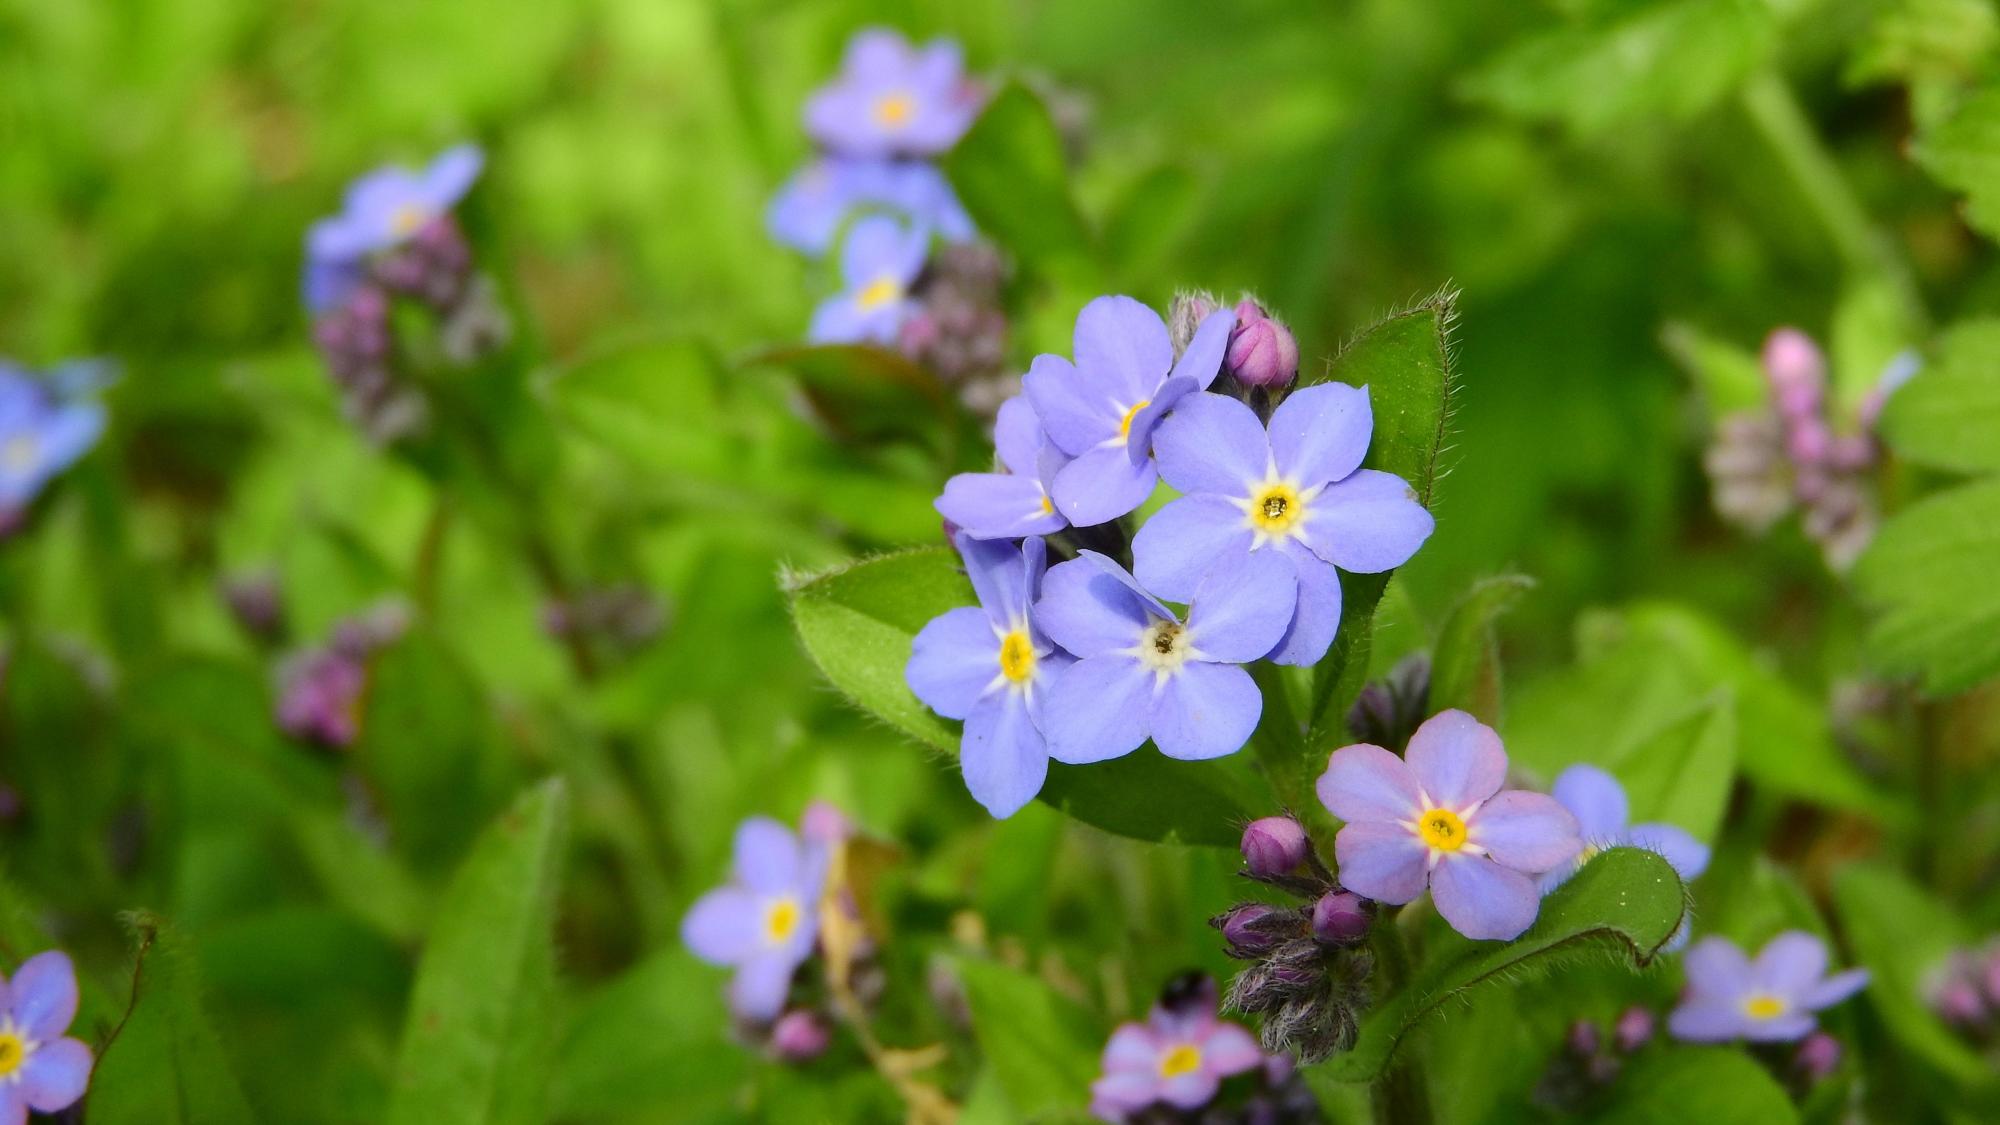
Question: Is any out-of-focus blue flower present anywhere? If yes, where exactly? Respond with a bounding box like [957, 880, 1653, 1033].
[303, 144, 484, 312]
[768, 157, 973, 256]
[1543, 765, 1709, 951]
[805, 29, 982, 158]
[808, 216, 929, 345]
[1088, 976, 1264, 1121]
[1134, 384, 1433, 666]
[681, 817, 829, 1022]
[934, 396, 1069, 540]
[1317, 711, 1580, 941]
[0, 951, 94, 1120]
[906, 535, 1072, 817]
[1669, 932, 1868, 1043]
[1037, 549, 1294, 764]
[1024, 296, 1235, 526]
[0, 363, 106, 515]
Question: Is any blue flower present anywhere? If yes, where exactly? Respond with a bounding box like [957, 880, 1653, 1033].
[805, 29, 982, 159]
[1133, 384, 1433, 665]
[934, 396, 1070, 540]
[807, 216, 929, 345]
[1671, 932, 1867, 1043]
[906, 535, 1073, 817]
[681, 818, 829, 1022]
[1023, 296, 1235, 526]
[1037, 549, 1295, 764]
[1543, 764, 1711, 950]
[304, 144, 483, 312]
[0, 951, 94, 1119]
[0, 364, 106, 515]
[768, 157, 973, 256]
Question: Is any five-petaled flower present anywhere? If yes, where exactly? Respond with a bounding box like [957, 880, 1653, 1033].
[1038, 549, 1295, 765]
[1543, 764, 1710, 948]
[805, 28, 982, 158]
[0, 363, 106, 519]
[0, 951, 94, 1121]
[1317, 710, 1580, 941]
[1135, 384, 1433, 665]
[681, 818, 829, 1022]
[304, 145, 484, 312]
[1088, 977, 1263, 1121]
[767, 157, 973, 256]
[809, 215, 930, 345]
[906, 535, 1073, 817]
[1669, 931, 1868, 1043]
[934, 396, 1071, 540]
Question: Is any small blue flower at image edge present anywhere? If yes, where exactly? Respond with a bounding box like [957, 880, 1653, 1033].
[1670, 931, 1868, 1043]
[0, 362, 108, 517]
[680, 818, 830, 1023]
[303, 144, 484, 313]
[0, 951, 94, 1119]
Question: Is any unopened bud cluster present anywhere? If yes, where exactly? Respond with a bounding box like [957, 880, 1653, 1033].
[897, 242, 1014, 418]
[1345, 653, 1432, 753]
[1169, 292, 1300, 419]
[1212, 815, 1372, 1063]
[1928, 938, 2000, 1045]
[273, 601, 409, 750]
[541, 583, 667, 658]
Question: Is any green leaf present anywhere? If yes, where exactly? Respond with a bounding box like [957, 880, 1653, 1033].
[1852, 477, 2000, 693]
[1614, 694, 1738, 845]
[1321, 848, 1685, 1081]
[1598, 1046, 1799, 1124]
[785, 548, 1262, 844]
[89, 913, 257, 1125]
[1830, 276, 1918, 411]
[1832, 864, 1998, 1094]
[548, 336, 733, 475]
[1464, 0, 1781, 136]
[550, 948, 748, 1121]
[943, 83, 1093, 271]
[748, 343, 973, 459]
[1428, 574, 1534, 724]
[1919, 81, 2000, 242]
[1880, 318, 2000, 474]
[385, 779, 570, 1125]
[1661, 321, 1768, 417]
[952, 957, 1103, 1119]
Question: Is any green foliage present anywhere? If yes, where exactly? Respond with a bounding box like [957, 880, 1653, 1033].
[1880, 319, 2000, 474]
[1852, 478, 2000, 693]
[954, 957, 1104, 1119]
[88, 913, 257, 1125]
[1598, 1046, 1799, 1125]
[1428, 574, 1533, 723]
[944, 83, 1094, 274]
[1919, 82, 2000, 242]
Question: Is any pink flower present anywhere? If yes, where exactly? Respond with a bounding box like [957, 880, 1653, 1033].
[1089, 978, 1263, 1120]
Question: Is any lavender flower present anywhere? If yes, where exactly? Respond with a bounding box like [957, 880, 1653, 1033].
[809, 216, 929, 345]
[768, 158, 973, 256]
[275, 646, 368, 749]
[1316, 711, 1580, 941]
[0, 363, 106, 518]
[682, 817, 829, 1023]
[1089, 977, 1264, 1121]
[1669, 931, 1868, 1043]
[906, 535, 1073, 817]
[1135, 385, 1433, 665]
[805, 29, 982, 158]
[1024, 295, 1237, 526]
[1542, 765, 1709, 949]
[1038, 549, 1295, 765]
[933, 396, 1069, 540]
[303, 145, 484, 311]
[0, 952, 93, 1119]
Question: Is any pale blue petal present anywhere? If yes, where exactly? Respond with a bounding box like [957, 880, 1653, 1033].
[1036, 556, 1151, 657]
[7, 952, 76, 1040]
[17, 1037, 89, 1113]
[1151, 391, 1267, 497]
[1332, 819, 1428, 904]
[1051, 445, 1158, 526]
[1300, 469, 1434, 574]
[907, 606, 999, 720]
[1185, 548, 1295, 663]
[961, 693, 1049, 817]
[1404, 710, 1507, 809]
[1317, 744, 1422, 824]
[1044, 656, 1153, 765]
[1430, 855, 1540, 941]
[1269, 382, 1372, 486]
[1131, 495, 1254, 602]
[1169, 308, 1236, 390]
[1073, 295, 1172, 403]
[1023, 352, 1112, 457]
[733, 818, 802, 893]
[1469, 791, 1579, 874]
[1149, 662, 1260, 761]
[1265, 544, 1342, 666]
[1552, 764, 1629, 839]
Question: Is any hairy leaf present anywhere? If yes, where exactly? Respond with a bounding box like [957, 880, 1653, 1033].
[1428, 574, 1534, 723]
[89, 913, 257, 1125]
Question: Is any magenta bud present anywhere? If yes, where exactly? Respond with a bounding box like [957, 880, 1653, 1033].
[1786, 418, 1832, 465]
[1613, 1005, 1655, 1053]
[1218, 903, 1288, 957]
[801, 800, 852, 846]
[1793, 1031, 1841, 1082]
[1763, 328, 1825, 403]
[1567, 1019, 1601, 1059]
[1934, 976, 1986, 1026]
[1225, 300, 1299, 389]
[1241, 816, 1310, 876]
[770, 1010, 831, 1062]
[1310, 892, 1370, 945]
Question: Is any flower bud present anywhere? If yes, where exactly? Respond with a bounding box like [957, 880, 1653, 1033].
[1310, 892, 1370, 945]
[1215, 903, 1291, 958]
[1933, 975, 1986, 1027]
[1241, 816, 1309, 877]
[801, 800, 852, 846]
[1157, 971, 1219, 1018]
[1792, 1031, 1841, 1082]
[1225, 300, 1299, 390]
[1613, 1005, 1655, 1053]
[1168, 291, 1221, 354]
[1566, 1019, 1601, 1059]
[1762, 328, 1825, 420]
[770, 1009, 831, 1062]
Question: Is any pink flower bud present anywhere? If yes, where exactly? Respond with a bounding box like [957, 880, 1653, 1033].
[770, 1010, 831, 1062]
[1762, 328, 1825, 416]
[1793, 1031, 1842, 1082]
[1225, 300, 1299, 389]
[1613, 1005, 1655, 1052]
[802, 800, 852, 846]
[1241, 816, 1309, 876]
[1310, 891, 1370, 944]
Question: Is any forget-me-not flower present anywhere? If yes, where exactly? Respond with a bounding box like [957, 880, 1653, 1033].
[808, 215, 929, 346]
[0, 364, 106, 517]
[1037, 549, 1295, 765]
[0, 951, 93, 1120]
[1317, 710, 1580, 941]
[1088, 977, 1263, 1121]
[1543, 764, 1710, 950]
[933, 396, 1070, 540]
[1134, 384, 1433, 665]
[805, 29, 982, 158]
[304, 144, 483, 312]
[907, 535, 1072, 817]
[681, 818, 829, 1022]
[768, 157, 973, 256]
[1024, 296, 1235, 526]
[1670, 931, 1868, 1043]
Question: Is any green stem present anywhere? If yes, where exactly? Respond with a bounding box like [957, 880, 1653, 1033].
[1369, 919, 1432, 1125]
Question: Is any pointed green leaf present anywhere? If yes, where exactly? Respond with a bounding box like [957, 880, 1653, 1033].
[1598, 1046, 1799, 1124]
[386, 779, 570, 1125]
[1879, 318, 2000, 474]
[1428, 575, 1534, 724]
[943, 83, 1092, 271]
[1616, 694, 1738, 845]
[1852, 478, 2000, 694]
[88, 913, 257, 1125]
[1919, 82, 2000, 243]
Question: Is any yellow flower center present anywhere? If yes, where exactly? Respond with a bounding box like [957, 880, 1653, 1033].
[872, 92, 916, 128]
[1250, 483, 1303, 534]
[1038, 493, 1054, 516]
[391, 202, 429, 237]
[1117, 400, 1151, 443]
[1743, 994, 1786, 1020]
[1159, 1043, 1202, 1078]
[0, 1030, 27, 1078]
[1417, 808, 1467, 852]
[764, 896, 802, 945]
[998, 629, 1036, 683]
[1, 434, 37, 473]
[856, 276, 903, 312]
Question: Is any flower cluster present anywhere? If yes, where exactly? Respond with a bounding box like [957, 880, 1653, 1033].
[1089, 974, 1312, 1124]
[303, 144, 511, 444]
[0, 360, 108, 535]
[1703, 328, 1915, 570]
[907, 294, 1433, 817]
[0, 951, 93, 1120]
[273, 601, 409, 750]
[1926, 936, 2000, 1043]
